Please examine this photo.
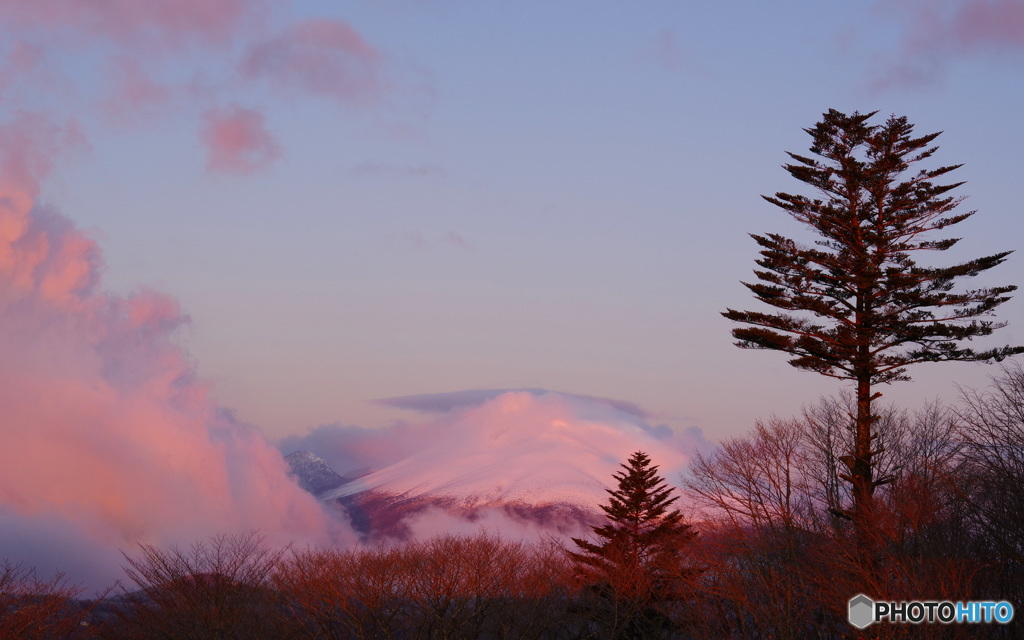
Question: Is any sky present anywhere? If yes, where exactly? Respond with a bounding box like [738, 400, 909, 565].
[2, 0, 1024, 586]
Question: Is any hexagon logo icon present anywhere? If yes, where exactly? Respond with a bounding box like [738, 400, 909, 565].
[849, 594, 875, 629]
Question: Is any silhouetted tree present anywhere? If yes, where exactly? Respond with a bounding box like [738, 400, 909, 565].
[570, 451, 697, 639]
[955, 363, 1024, 607]
[723, 109, 1022, 553]
[0, 561, 89, 640]
[684, 417, 828, 640]
[683, 399, 980, 639]
[275, 532, 576, 640]
[110, 532, 294, 640]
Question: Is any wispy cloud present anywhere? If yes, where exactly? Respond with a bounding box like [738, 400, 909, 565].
[441, 231, 470, 249]
[101, 56, 175, 123]
[201, 105, 282, 174]
[0, 3, 421, 175]
[381, 230, 473, 251]
[643, 28, 686, 71]
[0, 0, 258, 50]
[870, 0, 1024, 89]
[350, 161, 445, 178]
[637, 28, 704, 76]
[376, 388, 651, 419]
[240, 18, 382, 106]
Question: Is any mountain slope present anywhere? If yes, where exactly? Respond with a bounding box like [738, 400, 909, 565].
[285, 450, 352, 496]
[318, 392, 690, 535]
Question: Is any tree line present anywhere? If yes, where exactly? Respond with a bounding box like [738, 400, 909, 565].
[2, 369, 1022, 639]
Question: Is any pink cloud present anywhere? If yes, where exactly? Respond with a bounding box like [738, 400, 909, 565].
[0, 41, 44, 98]
[281, 422, 427, 477]
[638, 29, 704, 76]
[0, 116, 67, 290]
[872, 0, 1024, 88]
[442, 231, 471, 249]
[0, 5, 412, 173]
[102, 57, 175, 123]
[648, 29, 684, 71]
[201, 105, 282, 174]
[0, 115, 58, 195]
[953, 0, 1024, 48]
[0, 126, 351, 587]
[0, 0, 258, 50]
[240, 19, 382, 106]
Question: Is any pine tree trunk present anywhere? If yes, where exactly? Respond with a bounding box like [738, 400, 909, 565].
[854, 373, 876, 569]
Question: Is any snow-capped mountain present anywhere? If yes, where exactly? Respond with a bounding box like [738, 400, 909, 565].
[305, 392, 691, 539]
[285, 450, 353, 496]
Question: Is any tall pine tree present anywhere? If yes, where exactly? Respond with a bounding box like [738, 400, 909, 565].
[570, 451, 697, 638]
[723, 109, 1023, 551]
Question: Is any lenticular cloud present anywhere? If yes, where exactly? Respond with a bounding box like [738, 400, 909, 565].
[287, 389, 709, 501]
[0, 123, 338, 587]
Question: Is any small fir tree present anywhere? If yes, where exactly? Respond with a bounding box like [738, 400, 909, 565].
[570, 451, 697, 638]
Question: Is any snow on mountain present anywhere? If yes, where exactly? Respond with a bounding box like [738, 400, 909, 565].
[285, 450, 352, 496]
[319, 391, 691, 516]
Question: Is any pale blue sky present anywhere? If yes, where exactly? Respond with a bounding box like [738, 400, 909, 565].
[18, 0, 1024, 439]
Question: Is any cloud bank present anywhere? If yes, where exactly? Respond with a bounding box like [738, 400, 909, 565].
[0, 123, 349, 589]
[0, 3, 430, 586]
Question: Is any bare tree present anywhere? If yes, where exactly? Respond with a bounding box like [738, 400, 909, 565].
[109, 531, 293, 640]
[956, 364, 1024, 559]
[0, 561, 89, 640]
[954, 364, 1024, 609]
[275, 544, 406, 640]
[275, 533, 577, 640]
[684, 417, 829, 640]
[684, 397, 982, 639]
